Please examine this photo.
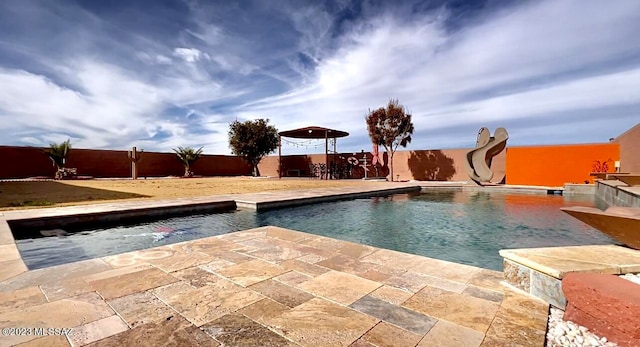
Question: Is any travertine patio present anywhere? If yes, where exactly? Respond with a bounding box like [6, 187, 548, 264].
[0, 226, 549, 347]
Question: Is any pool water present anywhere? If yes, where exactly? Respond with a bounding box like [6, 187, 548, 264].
[15, 190, 616, 270]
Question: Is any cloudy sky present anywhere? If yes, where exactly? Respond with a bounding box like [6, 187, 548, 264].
[0, 0, 639, 155]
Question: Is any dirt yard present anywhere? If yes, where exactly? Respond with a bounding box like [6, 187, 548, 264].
[0, 177, 387, 210]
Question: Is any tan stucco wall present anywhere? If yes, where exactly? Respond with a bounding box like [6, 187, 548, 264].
[612, 123, 640, 173]
[390, 148, 505, 182]
[258, 147, 506, 183]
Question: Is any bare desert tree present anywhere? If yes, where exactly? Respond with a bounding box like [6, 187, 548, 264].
[365, 99, 414, 181]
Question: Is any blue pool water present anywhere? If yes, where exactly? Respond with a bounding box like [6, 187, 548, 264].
[15, 190, 616, 270]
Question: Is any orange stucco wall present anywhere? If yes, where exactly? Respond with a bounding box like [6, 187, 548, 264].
[505, 143, 620, 187]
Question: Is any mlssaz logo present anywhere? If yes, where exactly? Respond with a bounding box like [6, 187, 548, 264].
[36, 327, 73, 336]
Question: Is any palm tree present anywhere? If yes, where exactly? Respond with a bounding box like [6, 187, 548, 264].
[173, 146, 203, 177]
[45, 139, 73, 180]
[47, 139, 72, 170]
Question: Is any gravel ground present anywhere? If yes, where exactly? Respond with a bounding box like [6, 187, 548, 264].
[545, 273, 640, 347]
[546, 307, 616, 347]
[0, 177, 390, 210]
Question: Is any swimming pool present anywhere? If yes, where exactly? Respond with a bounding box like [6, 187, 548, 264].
[14, 190, 616, 271]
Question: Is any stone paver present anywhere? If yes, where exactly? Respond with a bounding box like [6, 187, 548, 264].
[40, 277, 94, 302]
[368, 285, 413, 305]
[463, 285, 504, 303]
[268, 297, 379, 346]
[0, 223, 548, 346]
[273, 270, 313, 287]
[201, 313, 297, 346]
[0, 259, 28, 282]
[107, 292, 176, 328]
[0, 292, 114, 345]
[0, 222, 16, 246]
[299, 270, 381, 305]
[0, 244, 21, 263]
[467, 268, 504, 292]
[144, 250, 213, 273]
[0, 286, 46, 314]
[385, 270, 466, 293]
[239, 298, 291, 326]
[418, 320, 484, 347]
[15, 335, 70, 346]
[86, 267, 178, 300]
[249, 279, 314, 308]
[349, 339, 377, 347]
[69, 315, 129, 347]
[403, 285, 500, 333]
[155, 278, 263, 326]
[0, 259, 111, 292]
[280, 258, 331, 277]
[85, 314, 217, 347]
[362, 321, 422, 347]
[350, 295, 437, 335]
[216, 258, 287, 286]
[171, 266, 227, 288]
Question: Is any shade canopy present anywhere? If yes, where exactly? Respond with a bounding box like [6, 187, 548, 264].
[277, 126, 349, 179]
[278, 126, 349, 139]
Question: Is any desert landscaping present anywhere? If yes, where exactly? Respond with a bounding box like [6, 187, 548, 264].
[0, 177, 389, 210]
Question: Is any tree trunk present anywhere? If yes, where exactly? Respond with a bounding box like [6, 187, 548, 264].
[253, 164, 260, 177]
[389, 152, 394, 181]
[54, 164, 62, 180]
[184, 166, 190, 177]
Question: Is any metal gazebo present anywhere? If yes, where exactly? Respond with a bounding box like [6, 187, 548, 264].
[278, 126, 349, 179]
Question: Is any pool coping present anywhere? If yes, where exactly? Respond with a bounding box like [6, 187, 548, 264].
[0, 183, 422, 281]
[234, 184, 421, 210]
[419, 183, 564, 195]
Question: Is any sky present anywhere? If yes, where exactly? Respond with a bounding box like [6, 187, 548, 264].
[0, 0, 639, 155]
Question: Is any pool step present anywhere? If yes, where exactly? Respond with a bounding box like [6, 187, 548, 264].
[499, 245, 640, 309]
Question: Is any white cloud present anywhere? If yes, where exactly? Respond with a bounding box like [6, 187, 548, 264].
[230, 0, 640, 153]
[18, 136, 41, 145]
[0, 65, 161, 148]
[173, 47, 210, 63]
[183, 18, 260, 76]
[136, 52, 173, 65]
[154, 55, 172, 64]
[1, 0, 639, 156]
[0, 59, 233, 151]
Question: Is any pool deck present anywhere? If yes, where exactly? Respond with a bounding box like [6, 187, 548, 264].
[0, 183, 553, 346]
[0, 226, 548, 347]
